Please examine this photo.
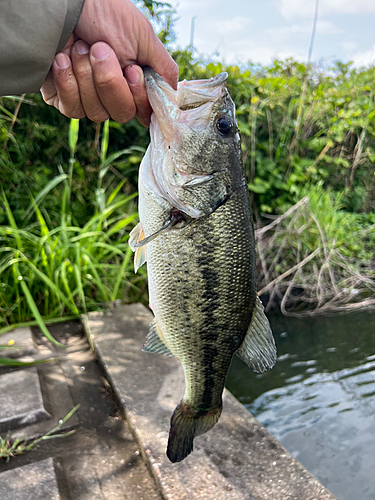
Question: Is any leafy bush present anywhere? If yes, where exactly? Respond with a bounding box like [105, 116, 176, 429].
[174, 53, 375, 216]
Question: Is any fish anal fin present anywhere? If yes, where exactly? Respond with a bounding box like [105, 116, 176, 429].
[129, 223, 147, 273]
[142, 319, 174, 357]
[236, 296, 277, 373]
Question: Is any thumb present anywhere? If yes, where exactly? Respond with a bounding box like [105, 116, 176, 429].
[137, 19, 179, 90]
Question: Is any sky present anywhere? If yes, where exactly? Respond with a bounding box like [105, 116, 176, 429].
[170, 0, 375, 67]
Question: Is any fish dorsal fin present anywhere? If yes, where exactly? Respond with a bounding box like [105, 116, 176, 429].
[129, 222, 147, 273]
[142, 319, 174, 357]
[236, 296, 277, 373]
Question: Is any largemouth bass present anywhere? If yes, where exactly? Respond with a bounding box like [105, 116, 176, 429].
[130, 68, 276, 463]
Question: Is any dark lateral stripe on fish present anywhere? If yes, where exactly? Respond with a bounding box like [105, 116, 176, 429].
[196, 220, 222, 412]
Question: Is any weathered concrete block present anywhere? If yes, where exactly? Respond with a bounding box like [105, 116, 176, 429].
[0, 458, 60, 499]
[0, 327, 36, 358]
[0, 367, 50, 433]
[8, 363, 80, 442]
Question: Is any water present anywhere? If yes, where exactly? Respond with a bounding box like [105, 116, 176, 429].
[226, 311, 375, 500]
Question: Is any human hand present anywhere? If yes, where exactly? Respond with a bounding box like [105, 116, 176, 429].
[41, 0, 178, 126]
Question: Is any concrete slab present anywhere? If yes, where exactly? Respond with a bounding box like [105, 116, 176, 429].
[0, 327, 36, 358]
[84, 304, 338, 500]
[7, 363, 79, 441]
[0, 326, 78, 438]
[0, 458, 60, 500]
[0, 321, 161, 500]
[0, 368, 50, 433]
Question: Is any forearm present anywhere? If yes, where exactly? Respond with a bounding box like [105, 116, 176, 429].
[0, 0, 85, 96]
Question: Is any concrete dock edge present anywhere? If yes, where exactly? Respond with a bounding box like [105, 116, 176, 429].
[83, 303, 337, 500]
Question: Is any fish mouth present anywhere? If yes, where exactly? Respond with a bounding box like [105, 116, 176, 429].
[143, 67, 179, 142]
[143, 67, 228, 140]
[143, 67, 228, 107]
[177, 72, 228, 110]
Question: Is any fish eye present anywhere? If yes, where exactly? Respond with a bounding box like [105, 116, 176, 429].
[215, 115, 234, 136]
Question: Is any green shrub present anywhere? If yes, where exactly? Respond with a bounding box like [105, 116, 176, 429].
[174, 53, 375, 216]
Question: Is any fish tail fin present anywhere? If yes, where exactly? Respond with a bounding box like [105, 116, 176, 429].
[166, 400, 222, 463]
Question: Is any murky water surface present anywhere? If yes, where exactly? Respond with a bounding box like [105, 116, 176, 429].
[226, 311, 375, 500]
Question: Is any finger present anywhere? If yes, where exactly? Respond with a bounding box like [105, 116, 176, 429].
[90, 42, 136, 123]
[40, 34, 76, 107]
[124, 65, 152, 127]
[138, 22, 179, 91]
[71, 40, 109, 122]
[40, 70, 58, 105]
[51, 52, 85, 119]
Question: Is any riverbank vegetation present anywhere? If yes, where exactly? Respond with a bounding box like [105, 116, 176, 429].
[0, 20, 374, 337]
[175, 52, 375, 314]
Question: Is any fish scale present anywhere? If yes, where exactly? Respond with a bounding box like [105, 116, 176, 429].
[130, 68, 277, 463]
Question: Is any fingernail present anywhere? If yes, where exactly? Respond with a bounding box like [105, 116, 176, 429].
[91, 43, 110, 61]
[54, 53, 70, 69]
[125, 66, 141, 85]
[75, 40, 89, 55]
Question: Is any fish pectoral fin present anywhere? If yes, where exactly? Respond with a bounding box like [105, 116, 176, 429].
[134, 217, 176, 248]
[134, 246, 147, 274]
[129, 223, 147, 273]
[236, 296, 277, 373]
[142, 319, 174, 357]
[129, 222, 142, 251]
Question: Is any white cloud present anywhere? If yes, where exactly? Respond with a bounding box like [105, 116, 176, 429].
[274, 0, 375, 20]
[344, 44, 375, 67]
[187, 16, 340, 65]
[172, 0, 375, 67]
[212, 16, 252, 35]
[173, 0, 217, 13]
[339, 40, 375, 67]
[230, 46, 303, 65]
[180, 15, 253, 58]
[341, 41, 358, 52]
[266, 19, 343, 41]
[309, 19, 343, 35]
[212, 41, 307, 66]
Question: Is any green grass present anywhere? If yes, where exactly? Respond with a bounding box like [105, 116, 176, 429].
[0, 119, 146, 350]
[0, 187, 145, 338]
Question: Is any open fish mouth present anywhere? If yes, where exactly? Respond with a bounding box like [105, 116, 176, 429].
[143, 67, 229, 141]
[144, 67, 228, 108]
